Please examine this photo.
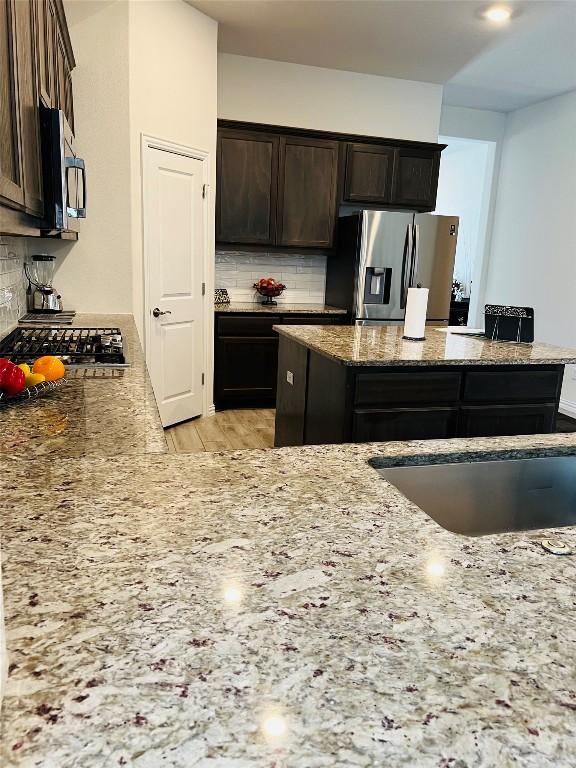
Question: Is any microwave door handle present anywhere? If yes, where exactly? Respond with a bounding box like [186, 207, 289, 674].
[77, 160, 87, 218]
[65, 157, 87, 218]
[400, 223, 413, 309]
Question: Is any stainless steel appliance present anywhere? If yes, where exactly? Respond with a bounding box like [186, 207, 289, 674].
[326, 211, 458, 325]
[0, 327, 127, 368]
[40, 107, 86, 232]
[379, 455, 576, 538]
[25, 255, 63, 314]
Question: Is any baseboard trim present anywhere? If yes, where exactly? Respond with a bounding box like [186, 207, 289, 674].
[206, 403, 216, 417]
[559, 398, 576, 419]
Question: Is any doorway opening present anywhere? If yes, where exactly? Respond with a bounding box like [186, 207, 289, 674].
[436, 136, 497, 327]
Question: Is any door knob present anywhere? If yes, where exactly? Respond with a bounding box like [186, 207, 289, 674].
[152, 307, 171, 318]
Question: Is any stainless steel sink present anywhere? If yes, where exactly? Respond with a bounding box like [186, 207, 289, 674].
[379, 455, 576, 536]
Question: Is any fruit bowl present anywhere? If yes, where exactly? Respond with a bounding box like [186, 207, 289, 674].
[254, 278, 286, 306]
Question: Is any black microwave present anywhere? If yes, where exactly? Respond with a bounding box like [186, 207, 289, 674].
[40, 106, 87, 231]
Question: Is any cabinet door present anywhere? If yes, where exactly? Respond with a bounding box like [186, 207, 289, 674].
[459, 404, 556, 438]
[215, 336, 279, 407]
[391, 148, 440, 210]
[0, 0, 24, 207]
[33, 0, 56, 108]
[277, 136, 338, 248]
[14, 0, 43, 216]
[216, 129, 279, 245]
[353, 407, 458, 442]
[343, 143, 394, 204]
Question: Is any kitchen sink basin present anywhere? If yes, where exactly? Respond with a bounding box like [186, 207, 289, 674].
[379, 455, 576, 536]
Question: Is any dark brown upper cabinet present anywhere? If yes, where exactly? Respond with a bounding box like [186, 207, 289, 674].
[216, 120, 445, 251]
[33, 0, 56, 108]
[391, 148, 440, 209]
[343, 143, 394, 205]
[216, 129, 279, 246]
[15, 0, 44, 216]
[0, 0, 75, 233]
[0, 0, 25, 209]
[277, 136, 338, 248]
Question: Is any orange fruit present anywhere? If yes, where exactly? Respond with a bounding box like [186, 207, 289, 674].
[32, 356, 66, 381]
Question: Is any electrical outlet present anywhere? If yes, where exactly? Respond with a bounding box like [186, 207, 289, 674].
[286, 370, 294, 385]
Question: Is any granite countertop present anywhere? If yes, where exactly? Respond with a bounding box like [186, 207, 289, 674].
[275, 324, 576, 366]
[0, 314, 166, 459]
[2, 432, 576, 766]
[214, 302, 347, 315]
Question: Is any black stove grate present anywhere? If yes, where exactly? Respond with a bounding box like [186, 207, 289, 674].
[0, 327, 126, 365]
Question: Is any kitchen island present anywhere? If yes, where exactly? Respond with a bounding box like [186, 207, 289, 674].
[274, 324, 576, 446]
[2, 314, 576, 767]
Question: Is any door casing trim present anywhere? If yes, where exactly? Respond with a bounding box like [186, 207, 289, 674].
[141, 133, 215, 419]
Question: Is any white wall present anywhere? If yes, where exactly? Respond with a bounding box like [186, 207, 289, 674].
[484, 90, 576, 409]
[435, 137, 496, 324]
[440, 105, 506, 144]
[49, 0, 132, 315]
[218, 54, 443, 142]
[438, 105, 507, 326]
[128, 0, 217, 344]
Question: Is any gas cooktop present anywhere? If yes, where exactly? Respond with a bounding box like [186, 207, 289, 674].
[0, 326, 127, 367]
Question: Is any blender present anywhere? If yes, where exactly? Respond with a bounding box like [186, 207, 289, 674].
[25, 255, 63, 313]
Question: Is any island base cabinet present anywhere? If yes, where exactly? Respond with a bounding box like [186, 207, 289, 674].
[274, 336, 565, 446]
[459, 404, 557, 438]
[353, 408, 458, 442]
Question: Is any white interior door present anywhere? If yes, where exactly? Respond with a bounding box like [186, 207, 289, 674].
[144, 146, 205, 427]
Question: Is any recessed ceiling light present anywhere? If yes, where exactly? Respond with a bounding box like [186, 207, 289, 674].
[482, 5, 513, 23]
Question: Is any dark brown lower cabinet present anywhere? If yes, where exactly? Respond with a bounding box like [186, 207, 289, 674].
[214, 311, 348, 410]
[215, 336, 279, 408]
[459, 404, 557, 438]
[274, 339, 564, 446]
[353, 408, 458, 442]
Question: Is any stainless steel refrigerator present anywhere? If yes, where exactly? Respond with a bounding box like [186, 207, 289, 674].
[326, 210, 458, 324]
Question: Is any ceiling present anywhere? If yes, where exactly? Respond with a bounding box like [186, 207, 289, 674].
[190, 0, 576, 112]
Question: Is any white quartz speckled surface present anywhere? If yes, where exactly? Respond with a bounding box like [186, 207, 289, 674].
[1, 433, 576, 766]
[274, 324, 576, 366]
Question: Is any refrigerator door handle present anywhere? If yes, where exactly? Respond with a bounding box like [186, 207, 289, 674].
[400, 223, 413, 309]
[410, 223, 420, 287]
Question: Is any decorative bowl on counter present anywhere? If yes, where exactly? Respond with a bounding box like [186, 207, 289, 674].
[253, 277, 286, 306]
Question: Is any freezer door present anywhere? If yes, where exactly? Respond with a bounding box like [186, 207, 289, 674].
[355, 210, 415, 320]
[412, 214, 458, 321]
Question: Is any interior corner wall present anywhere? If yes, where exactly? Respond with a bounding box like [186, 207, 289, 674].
[128, 0, 218, 347]
[218, 54, 443, 142]
[438, 105, 507, 327]
[46, 0, 132, 315]
[483, 90, 576, 409]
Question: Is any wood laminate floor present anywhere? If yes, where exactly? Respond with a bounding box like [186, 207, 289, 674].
[165, 409, 576, 453]
[165, 408, 275, 453]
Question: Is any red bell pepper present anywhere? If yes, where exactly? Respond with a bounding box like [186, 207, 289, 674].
[0, 360, 26, 397]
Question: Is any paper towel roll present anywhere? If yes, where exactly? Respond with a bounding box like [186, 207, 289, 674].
[403, 287, 429, 340]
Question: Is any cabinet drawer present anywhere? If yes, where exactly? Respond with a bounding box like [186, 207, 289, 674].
[355, 371, 461, 408]
[459, 404, 556, 438]
[353, 407, 458, 442]
[217, 315, 281, 337]
[463, 369, 561, 404]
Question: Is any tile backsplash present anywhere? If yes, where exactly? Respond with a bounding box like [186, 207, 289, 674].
[215, 249, 327, 304]
[0, 238, 26, 335]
